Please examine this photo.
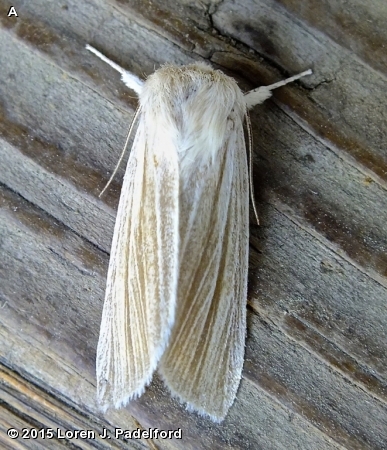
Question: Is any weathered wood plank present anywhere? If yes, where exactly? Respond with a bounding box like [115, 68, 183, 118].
[248, 202, 387, 389]
[0, 405, 59, 450]
[0, 0, 386, 448]
[0, 186, 346, 449]
[0, 361, 145, 450]
[245, 313, 387, 449]
[274, 0, 387, 76]
[212, 0, 387, 181]
[2, 23, 386, 382]
[2, 180, 384, 448]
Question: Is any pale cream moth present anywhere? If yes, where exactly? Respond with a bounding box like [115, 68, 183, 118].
[87, 45, 311, 422]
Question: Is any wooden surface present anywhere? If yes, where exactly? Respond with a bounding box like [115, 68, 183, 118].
[0, 0, 386, 448]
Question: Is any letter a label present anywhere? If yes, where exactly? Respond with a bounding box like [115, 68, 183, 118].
[8, 6, 18, 17]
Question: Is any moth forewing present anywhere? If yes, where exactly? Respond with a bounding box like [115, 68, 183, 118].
[158, 111, 249, 421]
[97, 119, 180, 410]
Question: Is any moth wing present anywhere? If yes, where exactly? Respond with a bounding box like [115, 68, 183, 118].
[159, 116, 249, 422]
[97, 118, 179, 410]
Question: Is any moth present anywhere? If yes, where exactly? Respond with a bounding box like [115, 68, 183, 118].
[87, 45, 311, 422]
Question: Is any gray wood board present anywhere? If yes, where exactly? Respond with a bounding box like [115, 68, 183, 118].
[0, 0, 386, 448]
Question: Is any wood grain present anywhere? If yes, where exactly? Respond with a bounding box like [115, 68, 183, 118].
[0, 0, 386, 448]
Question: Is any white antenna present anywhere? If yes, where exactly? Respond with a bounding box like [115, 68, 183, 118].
[86, 45, 144, 95]
[86, 45, 143, 196]
[244, 69, 312, 109]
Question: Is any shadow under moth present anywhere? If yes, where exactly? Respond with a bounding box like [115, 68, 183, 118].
[87, 44, 311, 422]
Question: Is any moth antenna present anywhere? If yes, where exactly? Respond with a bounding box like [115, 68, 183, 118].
[245, 112, 259, 225]
[99, 106, 141, 198]
[244, 69, 312, 109]
[86, 44, 144, 94]
[263, 69, 312, 91]
[243, 69, 312, 221]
